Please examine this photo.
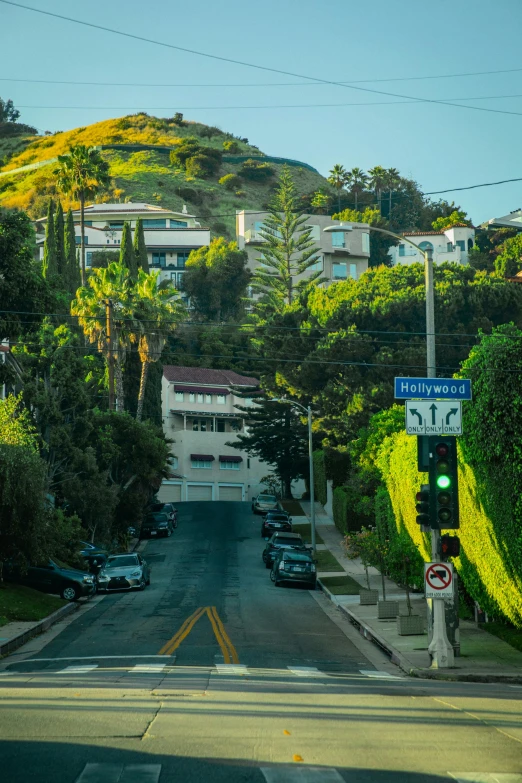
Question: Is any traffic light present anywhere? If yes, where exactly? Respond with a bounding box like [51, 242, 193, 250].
[429, 436, 459, 529]
[440, 534, 460, 559]
[415, 484, 430, 527]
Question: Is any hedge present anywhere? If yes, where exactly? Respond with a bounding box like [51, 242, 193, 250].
[332, 486, 349, 534]
[313, 450, 327, 506]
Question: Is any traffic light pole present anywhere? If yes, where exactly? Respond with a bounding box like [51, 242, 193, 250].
[424, 249, 454, 669]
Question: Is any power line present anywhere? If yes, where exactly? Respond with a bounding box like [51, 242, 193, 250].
[1, 0, 521, 120]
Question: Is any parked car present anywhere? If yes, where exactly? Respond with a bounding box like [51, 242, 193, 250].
[262, 531, 307, 569]
[149, 502, 178, 528]
[3, 558, 96, 601]
[261, 511, 293, 538]
[97, 553, 150, 592]
[140, 512, 174, 539]
[270, 548, 317, 589]
[252, 494, 281, 515]
[78, 541, 108, 573]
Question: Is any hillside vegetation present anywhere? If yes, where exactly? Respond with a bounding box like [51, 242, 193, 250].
[0, 113, 330, 236]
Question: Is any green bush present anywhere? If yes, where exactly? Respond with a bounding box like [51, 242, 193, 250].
[313, 450, 327, 506]
[219, 173, 241, 190]
[186, 153, 219, 179]
[238, 159, 275, 181]
[223, 140, 240, 153]
[332, 486, 350, 534]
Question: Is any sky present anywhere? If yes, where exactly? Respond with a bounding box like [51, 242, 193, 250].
[1, 0, 522, 224]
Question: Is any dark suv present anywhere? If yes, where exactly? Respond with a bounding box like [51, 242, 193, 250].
[261, 511, 292, 538]
[3, 558, 96, 601]
[150, 502, 178, 528]
[262, 532, 308, 569]
[271, 549, 317, 589]
[140, 512, 174, 539]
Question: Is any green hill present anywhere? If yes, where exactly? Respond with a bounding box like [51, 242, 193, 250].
[0, 114, 330, 236]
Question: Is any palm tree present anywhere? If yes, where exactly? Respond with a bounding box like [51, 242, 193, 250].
[383, 167, 401, 222]
[368, 166, 388, 214]
[327, 164, 348, 212]
[133, 270, 183, 422]
[346, 167, 368, 211]
[54, 145, 111, 286]
[71, 262, 133, 412]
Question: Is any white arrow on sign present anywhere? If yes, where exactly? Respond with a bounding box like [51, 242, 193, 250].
[405, 400, 462, 436]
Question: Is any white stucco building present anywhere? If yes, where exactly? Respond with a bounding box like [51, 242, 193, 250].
[159, 366, 304, 503]
[35, 202, 210, 288]
[388, 224, 475, 266]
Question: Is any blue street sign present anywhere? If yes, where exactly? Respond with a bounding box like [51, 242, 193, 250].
[395, 377, 472, 400]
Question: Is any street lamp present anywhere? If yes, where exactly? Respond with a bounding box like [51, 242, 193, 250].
[267, 398, 316, 555]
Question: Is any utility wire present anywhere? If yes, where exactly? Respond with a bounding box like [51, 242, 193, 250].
[1, 1, 522, 119]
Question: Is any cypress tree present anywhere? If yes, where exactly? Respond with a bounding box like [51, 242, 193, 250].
[65, 208, 81, 293]
[133, 217, 149, 273]
[42, 199, 58, 279]
[120, 221, 137, 278]
[54, 200, 66, 278]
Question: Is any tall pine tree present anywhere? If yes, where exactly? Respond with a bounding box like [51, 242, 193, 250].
[42, 199, 58, 279]
[133, 217, 149, 273]
[54, 200, 66, 278]
[64, 208, 81, 293]
[120, 221, 137, 279]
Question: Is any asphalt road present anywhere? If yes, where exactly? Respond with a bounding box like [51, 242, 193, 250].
[0, 501, 521, 783]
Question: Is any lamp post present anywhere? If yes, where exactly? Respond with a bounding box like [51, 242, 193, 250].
[268, 398, 316, 555]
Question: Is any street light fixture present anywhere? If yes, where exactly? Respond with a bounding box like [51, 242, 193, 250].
[267, 398, 316, 555]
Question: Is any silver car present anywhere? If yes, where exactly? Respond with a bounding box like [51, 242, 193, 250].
[97, 553, 150, 592]
[252, 493, 281, 515]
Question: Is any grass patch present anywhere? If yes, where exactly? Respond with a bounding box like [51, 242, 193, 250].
[479, 622, 522, 654]
[0, 584, 66, 628]
[292, 523, 324, 545]
[315, 549, 344, 573]
[281, 499, 305, 516]
[320, 575, 362, 595]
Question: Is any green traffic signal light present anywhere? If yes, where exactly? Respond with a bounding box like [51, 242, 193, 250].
[436, 474, 451, 489]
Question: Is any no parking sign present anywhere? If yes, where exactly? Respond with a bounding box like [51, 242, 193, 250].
[424, 562, 454, 598]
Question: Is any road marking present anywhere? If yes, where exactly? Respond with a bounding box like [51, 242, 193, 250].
[359, 669, 403, 679]
[449, 775, 522, 783]
[0, 671, 13, 676]
[261, 767, 344, 782]
[75, 763, 162, 783]
[4, 655, 171, 664]
[130, 664, 167, 674]
[158, 606, 240, 663]
[215, 664, 248, 675]
[158, 606, 206, 655]
[207, 605, 240, 664]
[287, 667, 323, 677]
[58, 665, 98, 674]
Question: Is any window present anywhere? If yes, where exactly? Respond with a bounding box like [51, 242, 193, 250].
[216, 394, 226, 405]
[332, 262, 347, 279]
[189, 393, 195, 403]
[169, 456, 179, 469]
[170, 220, 188, 227]
[191, 459, 212, 469]
[331, 231, 345, 248]
[177, 251, 191, 268]
[220, 461, 240, 470]
[206, 394, 212, 403]
[84, 221, 93, 226]
[217, 420, 225, 433]
[152, 252, 166, 268]
[86, 252, 93, 268]
[192, 419, 199, 431]
[309, 254, 323, 272]
[113, 239, 119, 244]
[305, 224, 320, 241]
[447, 242, 454, 252]
[197, 393, 204, 403]
[362, 233, 370, 254]
[468, 238, 474, 251]
[349, 263, 357, 280]
[200, 419, 207, 432]
[142, 219, 167, 228]
[399, 244, 406, 257]
[418, 241, 434, 252]
[175, 392, 184, 402]
[456, 240, 466, 252]
[247, 458, 251, 469]
[109, 221, 124, 230]
[75, 235, 88, 245]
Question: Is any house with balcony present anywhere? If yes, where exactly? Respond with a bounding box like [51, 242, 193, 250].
[35, 202, 210, 288]
[484, 208, 522, 231]
[236, 211, 370, 285]
[388, 224, 475, 267]
[159, 365, 305, 503]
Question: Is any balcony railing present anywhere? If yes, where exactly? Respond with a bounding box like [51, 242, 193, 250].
[244, 229, 266, 244]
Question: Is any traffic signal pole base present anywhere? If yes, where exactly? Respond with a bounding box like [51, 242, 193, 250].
[428, 598, 455, 668]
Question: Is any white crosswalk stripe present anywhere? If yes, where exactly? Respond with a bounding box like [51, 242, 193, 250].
[359, 669, 403, 679]
[75, 764, 162, 783]
[287, 667, 323, 677]
[59, 665, 99, 674]
[130, 664, 167, 674]
[261, 766, 344, 782]
[449, 775, 522, 783]
[214, 664, 248, 674]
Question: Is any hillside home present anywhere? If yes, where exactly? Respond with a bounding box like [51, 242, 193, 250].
[388, 224, 475, 266]
[35, 202, 210, 288]
[484, 208, 522, 231]
[159, 365, 305, 503]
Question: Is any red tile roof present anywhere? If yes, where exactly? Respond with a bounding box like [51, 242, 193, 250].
[163, 365, 259, 387]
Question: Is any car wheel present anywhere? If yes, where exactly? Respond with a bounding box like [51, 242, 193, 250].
[61, 584, 79, 601]
[270, 570, 276, 582]
[138, 579, 146, 590]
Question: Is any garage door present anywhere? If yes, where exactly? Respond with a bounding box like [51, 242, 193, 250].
[218, 485, 243, 501]
[157, 482, 182, 503]
[187, 484, 213, 502]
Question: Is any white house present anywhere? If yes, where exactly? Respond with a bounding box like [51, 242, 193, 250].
[388, 224, 475, 266]
[159, 365, 305, 503]
[35, 202, 211, 288]
[484, 208, 522, 231]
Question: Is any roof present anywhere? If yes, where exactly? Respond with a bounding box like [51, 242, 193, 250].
[36, 202, 196, 223]
[403, 224, 474, 237]
[163, 365, 259, 387]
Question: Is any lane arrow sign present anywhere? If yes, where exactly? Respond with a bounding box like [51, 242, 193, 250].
[410, 409, 423, 425]
[446, 408, 458, 424]
[429, 403, 437, 425]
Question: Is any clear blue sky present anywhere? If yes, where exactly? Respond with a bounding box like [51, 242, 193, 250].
[2, 0, 522, 224]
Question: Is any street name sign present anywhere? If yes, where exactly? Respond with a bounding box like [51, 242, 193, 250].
[405, 400, 462, 436]
[395, 377, 472, 400]
[425, 562, 454, 598]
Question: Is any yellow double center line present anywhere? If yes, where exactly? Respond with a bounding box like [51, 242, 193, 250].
[159, 605, 239, 664]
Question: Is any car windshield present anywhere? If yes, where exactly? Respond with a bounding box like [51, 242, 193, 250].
[272, 537, 300, 546]
[266, 515, 288, 521]
[50, 557, 76, 570]
[259, 495, 277, 502]
[105, 555, 139, 568]
[284, 552, 312, 562]
[145, 513, 168, 524]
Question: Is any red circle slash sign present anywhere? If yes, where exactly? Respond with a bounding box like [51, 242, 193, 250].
[426, 563, 452, 590]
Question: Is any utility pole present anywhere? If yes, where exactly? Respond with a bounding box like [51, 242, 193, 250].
[424, 248, 454, 669]
[106, 299, 115, 412]
[308, 405, 316, 556]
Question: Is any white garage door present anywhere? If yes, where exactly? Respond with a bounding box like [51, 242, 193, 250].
[218, 485, 243, 501]
[187, 484, 213, 502]
[157, 483, 182, 503]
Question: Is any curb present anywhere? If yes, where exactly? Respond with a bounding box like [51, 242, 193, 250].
[0, 600, 83, 658]
[317, 578, 522, 685]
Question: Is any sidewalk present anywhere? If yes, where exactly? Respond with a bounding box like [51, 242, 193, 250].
[300, 501, 522, 683]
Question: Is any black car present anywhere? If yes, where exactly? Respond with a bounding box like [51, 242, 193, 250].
[149, 502, 178, 527]
[270, 549, 317, 589]
[140, 512, 174, 539]
[3, 558, 96, 601]
[262, 532, 307, 569]
[78, 541, 108, 573]
[261, 511, 293, 538]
